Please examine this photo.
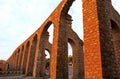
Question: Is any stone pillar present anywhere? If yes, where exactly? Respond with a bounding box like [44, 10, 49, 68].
[21, 42, 30, 73]
[33, 32, 50, 77]
[20, 46, 25, 71]
[16, 52, 19, 70]
[83, 0, 119, 78]
[14, 55, 17, 70]
[67, 14, 84, 79]
[26, 35, 37, 76]
[50, 14, 68, 79]
[17, 49, 22, 70]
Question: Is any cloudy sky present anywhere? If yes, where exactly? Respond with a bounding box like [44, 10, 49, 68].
[0, 0, 120, 60]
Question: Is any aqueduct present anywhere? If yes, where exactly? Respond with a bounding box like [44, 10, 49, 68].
[1, 0, 120, 79]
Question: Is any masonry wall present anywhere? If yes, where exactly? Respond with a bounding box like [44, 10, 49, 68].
[83, 0, 120, 79]
[0, 64, 7, 71]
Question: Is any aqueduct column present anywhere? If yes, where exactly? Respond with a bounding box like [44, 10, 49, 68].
[26, 35, 38, 76]
[83, 0, 119, 78]
[51, 14, 69, 79]
[18, 46, 24, 70]
[21, 42, 30, 73]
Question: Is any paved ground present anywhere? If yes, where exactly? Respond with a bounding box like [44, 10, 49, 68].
[0, 76, 49, 79]
[0, 75, 71, 79]
[0, 75, 25, 79]
[0, 66, 73, 79]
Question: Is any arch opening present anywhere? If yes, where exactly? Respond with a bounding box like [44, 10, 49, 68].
[37, 21, 53, 77]
[44, 50, 50, 77]
[68, 43, 73, 78]
[16, 48, 20, 70]
[48, 24, 54, 44]
[68, 0, 83, 40]
[26, 35, 38, 76]
[22, 41, 30, 74]
[42, 21, 54, 44]
[68, 38, 84, 79]
[19, 46, 24, 69]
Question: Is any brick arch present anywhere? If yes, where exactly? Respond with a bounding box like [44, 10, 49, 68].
[66, 13, 84, 78]
[43, 21, 53, 54]
[19, 45, 24, 70]
[68, 37, 84, 79]
[21, 41, 30, 74]
[33, 21, 53, 77]
[49, 0, 76, 79]
[16, 48, 20, 70]
[26, 34, 38, 76]
[14, 51, 18, 70]
[5, 0, 120, 78]
[42, 21, 53, 33]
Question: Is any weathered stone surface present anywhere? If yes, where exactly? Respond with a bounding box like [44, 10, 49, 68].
[0, 60, 8, 71]
[83, 0, 120, 79]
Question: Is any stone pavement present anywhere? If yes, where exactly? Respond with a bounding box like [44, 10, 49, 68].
[0, 75, 49, 79]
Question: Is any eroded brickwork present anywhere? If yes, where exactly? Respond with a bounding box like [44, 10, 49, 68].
[83, 0, 103, 78]
[83, 0, 120, 79]
[0, 60, 8, 71]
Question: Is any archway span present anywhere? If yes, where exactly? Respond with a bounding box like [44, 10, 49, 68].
[39, 21, 53, 77]
[33, 21, 53, 77]
[41, 21, 54, 45]
[19, 46, 24, 70]
[42, 21, 53, 33]
[16, 48, 20, 70]
[26, 34, 38, 76]
[68, 37, 84, 79]
[21, 41, 30, 74]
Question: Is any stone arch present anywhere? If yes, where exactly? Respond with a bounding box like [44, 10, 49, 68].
[68, 0, 83, 40]
[14, 51, 18, 70]
[44, 50, 50, 77]
[16, 48, 20, 70]
[26, 34, 38, 76]
[45, 48, 51, 55]
[110, 19, 120, 76]
[42, 21, 53, 33]
[50, 0, 80, 78]
[68, 35, 84, 79]
[21, 41, 30, 74]
[37, 21, 53, 77]
[19, 45, 24, 70]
